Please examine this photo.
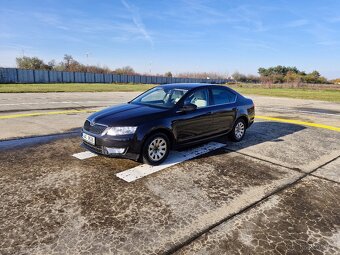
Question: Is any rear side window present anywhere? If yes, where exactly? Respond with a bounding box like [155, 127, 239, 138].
[211, 87, 237, 105]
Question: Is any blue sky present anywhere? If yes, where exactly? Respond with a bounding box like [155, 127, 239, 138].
[0, 0, 340, 78]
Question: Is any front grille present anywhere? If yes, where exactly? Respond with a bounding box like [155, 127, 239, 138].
[83, 141, 104, 154]
[83, 120, 107, 134]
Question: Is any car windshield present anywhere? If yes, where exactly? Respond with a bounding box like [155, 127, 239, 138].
[130, 87, 188, 108]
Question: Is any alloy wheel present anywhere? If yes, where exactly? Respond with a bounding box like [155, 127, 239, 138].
[235, 121, 245, 139]
[148, 137, 167, 161]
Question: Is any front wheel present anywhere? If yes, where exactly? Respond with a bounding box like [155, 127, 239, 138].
[142, 133, 170, 165]
[229, 118, 246, 142]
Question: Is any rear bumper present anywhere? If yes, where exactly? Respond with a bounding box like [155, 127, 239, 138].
[81, 129, 141, 161]
[248, 117, 254, 127]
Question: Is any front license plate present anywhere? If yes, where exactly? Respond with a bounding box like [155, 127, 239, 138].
[82, 133, 95, 145]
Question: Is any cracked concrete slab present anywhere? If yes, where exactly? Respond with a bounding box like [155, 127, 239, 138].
[175, 176, 340, 255]
[0, 136, 302, 255]
[314, 157, 340, 183]
[224, 121, 340, 172]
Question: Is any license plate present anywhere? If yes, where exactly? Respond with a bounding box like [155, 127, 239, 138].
[82, 133, 95, 145]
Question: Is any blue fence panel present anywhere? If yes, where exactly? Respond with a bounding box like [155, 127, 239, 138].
[156, 77, 162, 84]
[112, 74, 120, 83]
[134, 75, 141, 83]
[17, 69, 34, 83]
[85, 73, 95, 83]
[62, 72, 74, 83]
[34, 70, 49, 83]
[140, 76, 146, 84]
[120, 75, 127, 83]
[74, 72, 85, 83]
[0, 68, 229, 84]
[161, 77, 166, 83]
[104, 74, 113, 83]
[49, 71, 62, 82]
[127, 75, 134, 83]
[150, 76, 157, 84]
[0, 68, 17, 83]
[94, 73, 104, 83]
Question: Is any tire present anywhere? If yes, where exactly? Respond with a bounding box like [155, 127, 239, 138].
[229, 118, 246, 142]
[142, 133, 170, 165]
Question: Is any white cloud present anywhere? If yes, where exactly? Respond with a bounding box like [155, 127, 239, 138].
[120, 0, 154, 46]
[286, 19, 309, 28]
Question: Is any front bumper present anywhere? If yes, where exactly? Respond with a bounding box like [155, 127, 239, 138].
[81, 129, 141, 161]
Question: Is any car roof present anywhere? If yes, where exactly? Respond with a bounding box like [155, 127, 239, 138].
[159, 83, 219, 90]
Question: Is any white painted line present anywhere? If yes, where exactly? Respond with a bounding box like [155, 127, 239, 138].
[116, 142, 226, 182]
[72, 151, 97, 160]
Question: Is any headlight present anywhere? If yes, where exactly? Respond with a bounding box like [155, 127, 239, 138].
[106, 126, 137, 136]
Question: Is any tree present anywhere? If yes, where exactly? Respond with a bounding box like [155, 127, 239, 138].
[285, 71, 302, 84]
[232, 71, 247, 82]
[331, 78, 340, 84]
[63, 54, 74, 69]
[165, 71, 172, 77]
[16, 56, 47, 70]
[258, 66, 328, 84]
[113, 66, 136, 75]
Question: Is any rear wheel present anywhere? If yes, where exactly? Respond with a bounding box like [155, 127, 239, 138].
[142, 133, 170, 165]
[229, 118, 246, 142]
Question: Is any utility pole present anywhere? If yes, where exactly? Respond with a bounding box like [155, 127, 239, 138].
[85, 52, 90, 72]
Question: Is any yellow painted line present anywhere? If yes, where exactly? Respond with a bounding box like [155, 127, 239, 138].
[256, 115, 340, 132]
[1, 110, 339, 133]
[0, 109, 97, 119]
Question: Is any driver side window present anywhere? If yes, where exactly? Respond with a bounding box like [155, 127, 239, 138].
[184, 88, 209, 108]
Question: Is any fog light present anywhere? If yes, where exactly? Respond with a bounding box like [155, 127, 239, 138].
[106, 147, 125, 154]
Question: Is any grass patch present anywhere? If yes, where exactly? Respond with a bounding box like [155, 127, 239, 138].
[0, 83, 156, 93]
[230, 86, 340, 102]
[1, 83, 340, 102]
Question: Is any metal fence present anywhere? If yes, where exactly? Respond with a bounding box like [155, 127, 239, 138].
[0, 68, 230, 84]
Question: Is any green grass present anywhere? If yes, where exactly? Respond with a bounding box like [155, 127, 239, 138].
[231, 86, 340, 102]
[1, 83, 340, 102]
[0, 83, 156, 93]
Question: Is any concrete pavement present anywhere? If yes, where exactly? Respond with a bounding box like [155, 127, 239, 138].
[0, 92, 339, 254]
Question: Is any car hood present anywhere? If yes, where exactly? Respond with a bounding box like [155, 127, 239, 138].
[87, 103, 169, 126]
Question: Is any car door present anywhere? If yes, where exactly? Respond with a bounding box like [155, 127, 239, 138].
[208, 87, 237, 134]
[172, 88, 215, 144]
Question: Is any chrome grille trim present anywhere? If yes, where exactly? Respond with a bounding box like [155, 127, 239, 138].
[83, 120, 108, 135]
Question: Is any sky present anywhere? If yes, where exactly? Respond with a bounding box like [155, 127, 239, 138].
[0, 0, 340, 78]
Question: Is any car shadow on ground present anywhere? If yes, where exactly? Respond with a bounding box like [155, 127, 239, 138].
[174, 121, 306, 162]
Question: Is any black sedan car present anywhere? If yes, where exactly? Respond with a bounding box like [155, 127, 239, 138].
[82, 83, 254, 165]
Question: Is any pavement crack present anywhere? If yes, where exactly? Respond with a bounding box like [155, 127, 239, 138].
[224, 148, 303, 173]
[309, 174, 340, 185]
[165, 153, 340, 255]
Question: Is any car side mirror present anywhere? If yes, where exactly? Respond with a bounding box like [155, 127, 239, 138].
[180, 103, 197, 112]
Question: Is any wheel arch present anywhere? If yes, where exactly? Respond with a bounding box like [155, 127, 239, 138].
[142, 127, 175, 150]
[235, 114, 249, 128]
